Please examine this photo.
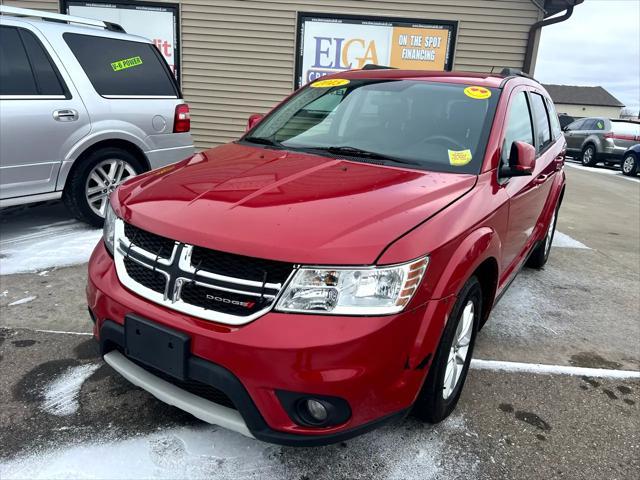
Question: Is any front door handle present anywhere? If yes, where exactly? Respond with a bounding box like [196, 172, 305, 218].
[53, 109, 78, 122]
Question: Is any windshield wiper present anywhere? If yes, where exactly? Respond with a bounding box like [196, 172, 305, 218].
[312, 145, 422, 166]
[243, 136, 281, 147]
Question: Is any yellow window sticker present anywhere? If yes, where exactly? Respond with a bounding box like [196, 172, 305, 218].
[448, 149, 473, 166]
[596, 121, 604, 129]
[311, 78, 350, 88]
[111, 56, 143, 72]
[464, 86, 491, 100]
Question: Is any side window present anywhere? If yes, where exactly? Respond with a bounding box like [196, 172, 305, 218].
[582, 119, 597, 130]
[19, 29, 65, 96]
[530, 93, 552, 151]
[64, 33, 178, 97]
[545, 97, 562, 140]
[0, 26, 37, 95]
[593, 119, 606, 130]
[501, 91, 534, 166]
[566, 119, 584, 131]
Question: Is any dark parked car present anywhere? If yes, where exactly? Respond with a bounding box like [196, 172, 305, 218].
[622, 144, 640, 176]
[563, 117, 640, 167]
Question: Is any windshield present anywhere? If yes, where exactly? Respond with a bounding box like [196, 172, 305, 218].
[245, 79, 500, 174]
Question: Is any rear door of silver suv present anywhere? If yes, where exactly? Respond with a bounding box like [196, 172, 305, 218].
[0, 21, 90, 202]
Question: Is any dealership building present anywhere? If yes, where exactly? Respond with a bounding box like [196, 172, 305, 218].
[7, 0, 582, 149]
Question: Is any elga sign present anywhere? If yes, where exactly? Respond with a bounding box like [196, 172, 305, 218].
[62, 1, 180, 82]
[295, 13, 457, 88]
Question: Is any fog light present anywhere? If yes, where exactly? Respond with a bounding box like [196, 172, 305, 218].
[305, 399, 328, 422]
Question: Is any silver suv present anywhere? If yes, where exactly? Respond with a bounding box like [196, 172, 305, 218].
[563, 116, 640, 167]
[0, 6, 194, 226]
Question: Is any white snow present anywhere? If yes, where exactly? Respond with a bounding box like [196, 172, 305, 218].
[0, 203, 102, 275]
[0, 416, 473, 480]
[471, 359, 640, 379]
[565, 161, 640, 183]
[41, 363, 101, 416]
[7, 296, 36, 306]
[552, 231, 590, 249]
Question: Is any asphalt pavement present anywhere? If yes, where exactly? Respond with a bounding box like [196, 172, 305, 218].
[1, 160, 638, 479]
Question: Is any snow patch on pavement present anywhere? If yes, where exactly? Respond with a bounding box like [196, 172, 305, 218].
[0, 202, 102, 275]
[7, 296, 36, 306]
[552, 231, 590, 249]
[0, 416, 474, 480]
[41, 363, 101, 416]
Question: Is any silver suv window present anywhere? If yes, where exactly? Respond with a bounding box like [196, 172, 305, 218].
[0, 26, 66, 97]
[63, 33, 178, 98]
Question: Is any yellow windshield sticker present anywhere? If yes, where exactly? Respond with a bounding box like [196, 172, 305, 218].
[111, 56, 143, 72]
[596, 120, 604, 129]
[464, 86, 491, 100]
[448, 149, 473, 166]
[311, 78, 350, 88]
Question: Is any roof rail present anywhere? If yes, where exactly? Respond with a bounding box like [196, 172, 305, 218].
[361, 64, 397, 70]
[0, 5, 126, 33]
[498, 67, 538, 81]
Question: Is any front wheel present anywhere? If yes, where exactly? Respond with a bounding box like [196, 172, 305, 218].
[63, 148, 144, 227]
[413, 276, 482, 423]
[621, 153, 638, 176]
[581, 145, 597, 166]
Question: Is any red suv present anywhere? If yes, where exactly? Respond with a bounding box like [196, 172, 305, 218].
[88, 69, 566, 445]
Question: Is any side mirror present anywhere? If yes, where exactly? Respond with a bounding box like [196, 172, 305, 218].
[500, 141, 536, 178]
[246, 113, 264, 132]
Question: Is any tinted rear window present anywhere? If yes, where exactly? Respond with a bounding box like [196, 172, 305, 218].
[64, 33, 178, 97]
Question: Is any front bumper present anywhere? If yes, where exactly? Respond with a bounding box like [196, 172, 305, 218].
[87, 241, 444, 445]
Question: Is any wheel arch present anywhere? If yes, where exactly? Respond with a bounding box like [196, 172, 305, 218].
[59, 139, 150, 194]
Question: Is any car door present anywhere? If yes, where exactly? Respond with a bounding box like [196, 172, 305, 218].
[0, 24, 90, 200]
[563, 119, 584, 151]
[501, 88, 557, 271]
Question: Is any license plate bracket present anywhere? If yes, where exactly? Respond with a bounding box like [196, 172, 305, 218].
[124, 315, 190, 380]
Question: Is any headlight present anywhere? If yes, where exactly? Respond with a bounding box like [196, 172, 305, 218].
[103, 201, 117, 255]
[275, 257, 428, 315]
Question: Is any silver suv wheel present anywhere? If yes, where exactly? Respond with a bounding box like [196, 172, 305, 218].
[442, 300, 474, 400]
[85, 159, 136, 217]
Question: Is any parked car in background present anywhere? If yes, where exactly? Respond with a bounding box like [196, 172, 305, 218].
[89, 68, 565, 445]
[563, 117, 640, 167]
[0, 7, 194, 226]
[622, 144, 640, 176]
[558, 113, 575, 129]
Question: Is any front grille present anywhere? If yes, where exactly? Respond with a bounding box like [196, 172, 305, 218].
[191, 246, 293, 284]
[116, 221, 295, 324]
[124, 223, 175, 258]
[123, 257, 166, 294]
[180, 283, 268, 317]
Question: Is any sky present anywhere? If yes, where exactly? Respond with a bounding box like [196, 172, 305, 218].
[535, 0, 640, 114]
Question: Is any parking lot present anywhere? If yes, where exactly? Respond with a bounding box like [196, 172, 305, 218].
[1, 160, 639, 479]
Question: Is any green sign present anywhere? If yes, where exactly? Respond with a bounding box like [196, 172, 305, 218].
[111, 56, 143, 72]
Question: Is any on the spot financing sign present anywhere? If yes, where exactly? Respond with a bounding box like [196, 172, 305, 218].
[296, 13, 457, 88]
[64, 1, 180, 82]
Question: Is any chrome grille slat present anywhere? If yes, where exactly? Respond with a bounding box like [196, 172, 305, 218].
[112, 219, 296, 325]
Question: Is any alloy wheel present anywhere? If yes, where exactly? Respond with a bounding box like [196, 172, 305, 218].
[622, 155, 635, 174]
[85, 159, 136, 217]
[442, 301, 474, 400]
[582, 147, 594, 165]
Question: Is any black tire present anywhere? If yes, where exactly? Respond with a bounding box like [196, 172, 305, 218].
[581, 144, 598, 167]
[413, 276, 482, 423]
[63, 148, 145, 227]
[621, 153, 638, 176]
[526, 205, 558, 269]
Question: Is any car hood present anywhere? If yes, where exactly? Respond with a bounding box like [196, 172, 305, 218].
[115, 143, 476, 265]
